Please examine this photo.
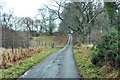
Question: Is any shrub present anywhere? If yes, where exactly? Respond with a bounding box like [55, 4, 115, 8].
[115, 54, 120, 68]
[32, 33, 40, 37]
[91, 53, 100, 65]
[91, 29, 120, 69]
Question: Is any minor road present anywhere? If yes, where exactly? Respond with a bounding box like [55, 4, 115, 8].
[18, 34, 80, 78]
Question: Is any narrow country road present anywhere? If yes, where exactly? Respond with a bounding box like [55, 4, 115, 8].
[18, 34, 80, 79]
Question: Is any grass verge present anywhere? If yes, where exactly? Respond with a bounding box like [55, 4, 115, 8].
[73, 45, 118, 78]
[1, 47, 61, 78]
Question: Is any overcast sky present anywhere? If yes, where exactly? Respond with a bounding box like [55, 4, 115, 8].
[1, 0, 62, 31]
[2, 0, 116, 18]
[3, 0, 50, 18]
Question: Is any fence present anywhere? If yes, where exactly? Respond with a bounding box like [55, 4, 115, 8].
[0, 39, 56, 55]
[0, 26, 58, 55]
[30, 40, 55, 48]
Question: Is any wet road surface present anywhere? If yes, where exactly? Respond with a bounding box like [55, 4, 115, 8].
[18, 34, 80, 79]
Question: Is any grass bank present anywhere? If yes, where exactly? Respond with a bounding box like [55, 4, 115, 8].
[1, 47, 61, 78]
[73, 45, 118, 78]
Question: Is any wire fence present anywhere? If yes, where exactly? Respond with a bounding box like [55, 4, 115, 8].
[0, 26, 58, 55]
[0, 39, 56, 55]
[30, 41, 55, 48]
[0, 39, 57, 68]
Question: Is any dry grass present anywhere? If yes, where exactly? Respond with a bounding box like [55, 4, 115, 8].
[0, 36, 58, 69]
[81, 44, 93, 47]
[1, 47, 51, 69]
[1, 48, 61, 78]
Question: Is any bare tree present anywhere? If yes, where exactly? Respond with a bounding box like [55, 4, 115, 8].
[21, 17, 33, 35]
[40, 13, 48, 34]
[42, 0, 106, 44]
[34, 19, 41, 32]
[48, 22, 56, 35]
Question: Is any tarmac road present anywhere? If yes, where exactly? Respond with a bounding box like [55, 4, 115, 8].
[18, 34, 80, 79]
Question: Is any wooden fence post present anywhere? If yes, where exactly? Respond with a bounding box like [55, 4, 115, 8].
[51, 43, 54, 48]
[12, 39, 14, 54]
[39, 41, 40, 46]
[45, 41, 46, 46]
[21, 48, 23, 55]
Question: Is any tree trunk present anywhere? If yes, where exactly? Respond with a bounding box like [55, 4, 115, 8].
[82, 33, 85, 44]
[118, 6, 120, 78]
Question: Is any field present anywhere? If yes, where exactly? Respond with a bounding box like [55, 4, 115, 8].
[33, 36, 55, 42]
[30, 36, 56, 47]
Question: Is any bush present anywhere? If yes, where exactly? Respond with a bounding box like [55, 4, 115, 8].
[91, 53, 100, 65]
[91, 29, 120, 69]
[32, 33, 40, 37]
[115, 54, 120, 68]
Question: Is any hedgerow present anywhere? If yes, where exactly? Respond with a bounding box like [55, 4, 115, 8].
[91, 30, 120, 69]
